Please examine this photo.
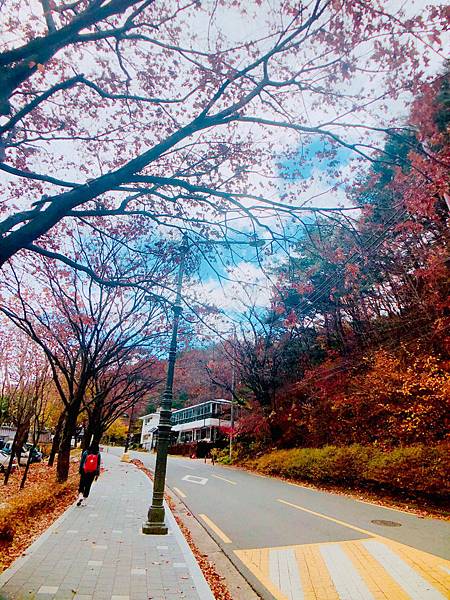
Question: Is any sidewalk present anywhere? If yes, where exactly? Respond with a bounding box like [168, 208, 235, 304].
[0, 454, 214, 600]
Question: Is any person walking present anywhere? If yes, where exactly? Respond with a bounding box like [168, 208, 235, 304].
[77, 444, 101, 506]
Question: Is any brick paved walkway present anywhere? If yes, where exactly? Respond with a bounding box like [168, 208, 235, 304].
[0, 453, 214, 600]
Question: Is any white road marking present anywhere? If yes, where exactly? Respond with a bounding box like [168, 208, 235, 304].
[320, 544, 374, 600]
[182, 475, 208, 485]
[173, 486, 187, 498]
[269, 548, 303, 600]
[199, 514, 232, 544]
[212, 474, 237, 485]
[363, 540, 446, 600]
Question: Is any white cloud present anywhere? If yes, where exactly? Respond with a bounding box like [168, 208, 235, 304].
[190, 260, 274, 313]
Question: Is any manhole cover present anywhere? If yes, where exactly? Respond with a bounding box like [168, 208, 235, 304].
[371, 519, 402, 527]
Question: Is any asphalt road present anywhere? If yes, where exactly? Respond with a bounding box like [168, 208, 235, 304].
[108, 448, 450, 600]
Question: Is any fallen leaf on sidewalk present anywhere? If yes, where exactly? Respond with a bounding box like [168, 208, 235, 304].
[0, 462, 78, 573]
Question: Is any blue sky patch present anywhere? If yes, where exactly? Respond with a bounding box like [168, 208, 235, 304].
[278, 139, 352, 181]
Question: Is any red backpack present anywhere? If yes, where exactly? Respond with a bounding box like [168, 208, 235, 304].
[83, 453, 98, 473]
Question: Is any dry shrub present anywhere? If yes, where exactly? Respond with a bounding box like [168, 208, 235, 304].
[247, 444, 449, 498]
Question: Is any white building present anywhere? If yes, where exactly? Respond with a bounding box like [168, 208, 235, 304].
[171, 399, 232, 444]
[139, 411, 160, 451]
[0, 424, 16, 443]
[140, 400, 233, 450]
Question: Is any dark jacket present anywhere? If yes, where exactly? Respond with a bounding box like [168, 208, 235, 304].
[79, 450, 101, 477]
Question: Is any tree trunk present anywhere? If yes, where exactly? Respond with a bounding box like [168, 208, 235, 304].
[4, 430, 20, 484]
[56, 405, 79, 482]
[20, 444, 34, 489]
[15, 419, 30, 465]
[48, 410, 65, 467]
[84, 397, 103, 450]
[92, 428, 103, 449]
[81, 422, 92, 450]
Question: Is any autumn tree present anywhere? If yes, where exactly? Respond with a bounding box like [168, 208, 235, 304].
[19, 370, 51, 489]
[274, 71, 449, 354]
[83, 359, 163, 448]
[0, 235, 171, 481]
[0, 1, 447, 277]
[0, 329, 49, 484]
[240, 72, 450, 449]
[104, 418, 129, 446]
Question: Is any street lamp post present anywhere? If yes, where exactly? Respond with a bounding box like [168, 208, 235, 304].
[142, 235, 264, 535]
[142, 237, 188, 535]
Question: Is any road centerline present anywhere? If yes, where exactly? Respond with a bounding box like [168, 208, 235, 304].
[278, 498, 374, 537]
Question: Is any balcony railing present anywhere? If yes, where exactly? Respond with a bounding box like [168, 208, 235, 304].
[171, 409, 231, 426]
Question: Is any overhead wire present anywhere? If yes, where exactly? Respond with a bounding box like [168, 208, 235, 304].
[286, 204, 408, 317]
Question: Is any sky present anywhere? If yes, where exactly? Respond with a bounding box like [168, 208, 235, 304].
[1, 0, 448, 331]
[187, 0, 449, 321]
[189, 138, 354, 320]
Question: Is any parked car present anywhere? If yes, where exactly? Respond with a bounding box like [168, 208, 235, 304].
[1, 440, 37, 466]
[0, 449, 17, 472]
[24, 443, 43, 463]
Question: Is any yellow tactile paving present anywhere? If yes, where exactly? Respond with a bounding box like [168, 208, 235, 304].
[235, 545, 288, 599]
[343, 539, 410, 600]
[234, 538, 450, 600]
[382, 538, 450, 598]
[296, 544, 339, 600]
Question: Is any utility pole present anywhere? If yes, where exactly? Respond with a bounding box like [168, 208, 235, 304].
[229, 326, 236, 461]
[124, 401, 135, 454]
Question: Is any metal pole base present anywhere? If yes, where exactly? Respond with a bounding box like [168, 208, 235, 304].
[142, 506, 168, 535]
[142, 521, 168, 535]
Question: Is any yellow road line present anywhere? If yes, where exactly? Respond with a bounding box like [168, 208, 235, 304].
[199, 514, 232, 544]
[277, 498, 374, 536]
[212, 474, 237, 485]
[173, 486, 186, 498]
